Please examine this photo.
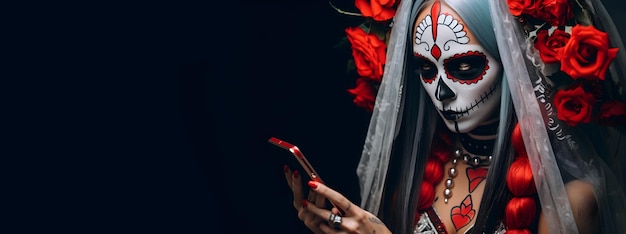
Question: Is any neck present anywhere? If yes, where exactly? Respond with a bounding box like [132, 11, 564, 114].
[458, 118, 498, 156]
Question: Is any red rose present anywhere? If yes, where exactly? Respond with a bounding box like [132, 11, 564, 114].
[355, 0, 397, 21]
[534, 29, 570, 64]
[597, 100, 626, 125]
[506, 0, 538, 16]
[348, 77, 379, 112]
[530, 0, 573, 26]
[559, 25, 619, 80]
[345, 26, 387, 81]
[553, 84, 596, 126]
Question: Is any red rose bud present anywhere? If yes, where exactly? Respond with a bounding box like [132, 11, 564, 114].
[534, 29, 570, 64]
[506, 0, 538, 16]
[559, 25, 619, 81]
[348, 77, 378, 112]
[529, 0, 573, 26]
[355, 0, 397, 21]
[553, 84, 596, 126]
[345, 26, 387, 81]
[597, 100, 626, 126]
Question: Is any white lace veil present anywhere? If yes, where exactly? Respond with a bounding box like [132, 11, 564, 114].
[489, 0, 626, 232]
[356, 0, 626, 232]
[355, 0, 413, 215]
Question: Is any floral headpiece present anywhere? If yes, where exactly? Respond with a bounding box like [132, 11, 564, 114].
[507, 0, 626, 126]
[336, 0, 626, 126]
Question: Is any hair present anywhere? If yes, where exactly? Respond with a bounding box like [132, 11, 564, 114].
[378, 0, 538, 233]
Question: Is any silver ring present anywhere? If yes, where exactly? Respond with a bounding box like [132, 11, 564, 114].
[328, 213, 342, 229]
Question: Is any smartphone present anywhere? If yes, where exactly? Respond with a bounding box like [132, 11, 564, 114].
[269, 137, 346, 216]
[268, 137, 324, 183]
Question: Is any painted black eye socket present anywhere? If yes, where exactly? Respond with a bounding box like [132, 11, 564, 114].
[445, 55, 486, 80]
[413, 57, 437, 81]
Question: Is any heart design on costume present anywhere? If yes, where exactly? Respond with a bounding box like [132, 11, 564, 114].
[466, 167, 488, 192]
[450, 194, 476, 230]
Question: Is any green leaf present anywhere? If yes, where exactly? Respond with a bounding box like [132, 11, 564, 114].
[358, 22, 371, 34]
[334, 37, 349, 49]
[571, 0, 593, 26]
[346, 59, 356, 74]
[548, 71, 575, 89]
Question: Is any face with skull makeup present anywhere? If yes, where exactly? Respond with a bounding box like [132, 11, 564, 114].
[412, 1, 502, 134]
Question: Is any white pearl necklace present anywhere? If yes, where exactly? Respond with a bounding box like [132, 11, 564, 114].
[443, 148, 492, 204]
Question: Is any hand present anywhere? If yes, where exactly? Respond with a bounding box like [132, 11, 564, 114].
[283, 166, 392, 234]
[283, 166, 327, 234]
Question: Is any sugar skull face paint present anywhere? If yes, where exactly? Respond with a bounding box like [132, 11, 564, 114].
[413, 1, 502, 133]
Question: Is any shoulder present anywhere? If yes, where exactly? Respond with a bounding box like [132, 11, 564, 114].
[565, 180, 597, 215]
[538, 180, 598, 234]
[565, 180, 598, 234]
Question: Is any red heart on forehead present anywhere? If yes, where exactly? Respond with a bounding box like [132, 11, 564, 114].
[466, 167, 488, 193]
[450, 195, 475, 230]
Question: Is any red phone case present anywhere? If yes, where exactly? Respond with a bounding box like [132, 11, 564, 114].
[268, 137, 324, 183]
[269, 137, 346, 216]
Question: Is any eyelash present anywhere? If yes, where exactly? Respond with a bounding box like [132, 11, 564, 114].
[413, 55, 437, 83]
[413, 51, 488, 85]
[444, 53, 488, 84]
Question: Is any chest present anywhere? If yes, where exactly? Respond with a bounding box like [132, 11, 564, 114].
[430, 161, 489, 234]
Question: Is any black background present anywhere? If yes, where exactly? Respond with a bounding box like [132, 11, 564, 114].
[7, 1, 624, 233]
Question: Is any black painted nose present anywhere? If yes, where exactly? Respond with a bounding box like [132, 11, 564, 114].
[435, 77, 455, 101]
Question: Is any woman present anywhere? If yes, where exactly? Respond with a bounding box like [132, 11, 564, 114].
[283, 0, 626, 233]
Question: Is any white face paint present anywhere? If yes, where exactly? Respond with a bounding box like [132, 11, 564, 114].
[413, 1, 502, 133]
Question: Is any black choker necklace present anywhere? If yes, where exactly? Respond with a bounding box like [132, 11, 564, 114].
[459, 134, 495, 156]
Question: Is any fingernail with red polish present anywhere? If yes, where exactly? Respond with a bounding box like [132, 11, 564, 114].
[301, 200, 308, 208]
[308, 181, 318, 189]
[293, 170, 299, 178]
[283, 165, 289, 172]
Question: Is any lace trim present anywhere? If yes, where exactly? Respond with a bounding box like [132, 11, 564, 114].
[414, 207, 447, 234]
[413, 207, 507, 234]
[414, 211, 439, 234]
